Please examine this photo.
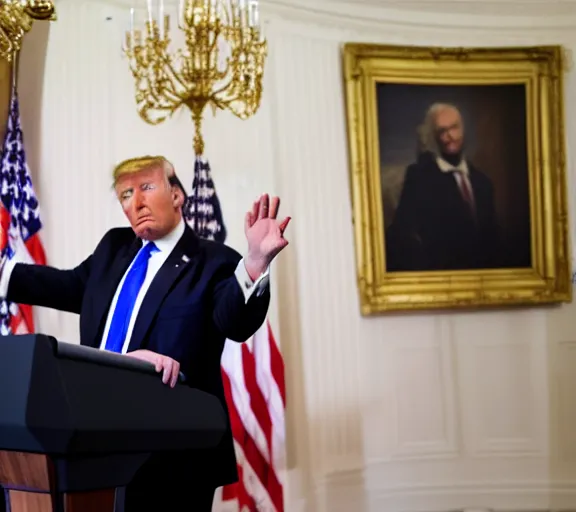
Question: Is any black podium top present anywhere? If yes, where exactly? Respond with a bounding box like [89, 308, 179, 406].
[0, 334, 227, 456]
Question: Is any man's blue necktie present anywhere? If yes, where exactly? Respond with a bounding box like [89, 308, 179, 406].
[104, 242, 159, 353]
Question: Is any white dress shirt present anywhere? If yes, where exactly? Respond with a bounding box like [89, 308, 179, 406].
[435, 155, 476, 211]
[0, 218, 270, 353]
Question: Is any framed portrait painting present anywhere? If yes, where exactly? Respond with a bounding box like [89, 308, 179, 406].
[342, 44, 571, 314]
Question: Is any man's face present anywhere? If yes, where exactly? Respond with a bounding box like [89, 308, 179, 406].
[115, 165, 183, 240]
[434, 107, 464, 155]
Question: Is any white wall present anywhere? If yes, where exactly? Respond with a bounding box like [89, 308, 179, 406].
[17, 0, 576, 510]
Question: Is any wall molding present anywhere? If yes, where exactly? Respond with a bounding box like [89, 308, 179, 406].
[263, 0, 576, 32]
[58, 0, 576, 32]
[315, 468, 576, 512]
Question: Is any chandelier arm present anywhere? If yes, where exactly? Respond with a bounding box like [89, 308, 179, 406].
[152, 89, 183, 110]
[137, 88, 177, 116]
[207, 30, 219, 56]
[159, 59, 189, 99]
[213, 90, 252, 114]
[145, 70, 185, 105]
[227, 105, 250, 118]
[213, 73, 251, 99]
[210, 70, 238, 96]
[139, 104, 172, 124]
[141, 94, 180, 115]
[141, 110, 167, 124]
[158, 87, 184, 106]
[212, 60, 253, 99]
[142, 90, 184, 116]
[214, 98, 243, 114]
[209, 96, 223, 108]
[139, 67, 183, 108]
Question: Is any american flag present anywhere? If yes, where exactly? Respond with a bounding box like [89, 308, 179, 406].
[183, 156, 286, 512]
[0, 91, 46, 335]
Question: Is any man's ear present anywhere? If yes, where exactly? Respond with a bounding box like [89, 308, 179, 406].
[172, 186, 185, 208]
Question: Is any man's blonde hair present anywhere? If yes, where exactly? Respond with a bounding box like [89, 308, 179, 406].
[112, 155, 174, 185]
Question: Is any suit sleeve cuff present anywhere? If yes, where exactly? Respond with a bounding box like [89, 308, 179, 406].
[235, 258, 270, 303]
[0, 257, 17, 297]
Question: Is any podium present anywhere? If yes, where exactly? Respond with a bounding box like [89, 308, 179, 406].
[0, 334, 227, 512]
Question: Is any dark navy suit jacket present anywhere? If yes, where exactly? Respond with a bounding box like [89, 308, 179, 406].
[6, 224, 270, 488]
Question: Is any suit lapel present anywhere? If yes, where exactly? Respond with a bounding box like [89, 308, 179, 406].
[127, 226, 201, 352]
[87, 236, 142, 348]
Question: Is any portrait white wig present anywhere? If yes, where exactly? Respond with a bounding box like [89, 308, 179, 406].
[418, 102, 463, 155]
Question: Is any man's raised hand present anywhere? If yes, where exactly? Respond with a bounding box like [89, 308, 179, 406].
[243, 193, 290, 281]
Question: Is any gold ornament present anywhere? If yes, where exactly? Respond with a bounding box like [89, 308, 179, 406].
[0, 0, 56, 62]
[123, 0, 267, 156]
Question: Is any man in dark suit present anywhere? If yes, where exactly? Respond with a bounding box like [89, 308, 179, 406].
[386, 103, 503, 271]
[0, 155, 290, 511]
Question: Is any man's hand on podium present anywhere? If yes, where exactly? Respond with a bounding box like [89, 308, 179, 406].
[126, 349, 181, 388]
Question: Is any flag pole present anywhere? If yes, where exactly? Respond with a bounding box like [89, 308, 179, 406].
[10, 51, 18, 96]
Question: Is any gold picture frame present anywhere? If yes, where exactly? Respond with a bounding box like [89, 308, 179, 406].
[342, 43, 571, 314]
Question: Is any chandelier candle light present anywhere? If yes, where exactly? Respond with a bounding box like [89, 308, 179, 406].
[123, 0, 267, 155]
[0, 0, 56, 62]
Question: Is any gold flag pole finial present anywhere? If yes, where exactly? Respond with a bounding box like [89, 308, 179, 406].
[0, 0, 57, 62]
[25, 0, 57, 21]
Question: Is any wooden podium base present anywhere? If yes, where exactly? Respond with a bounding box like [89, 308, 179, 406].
[6, 489, 115, 512]
[0, 451, 116, 512]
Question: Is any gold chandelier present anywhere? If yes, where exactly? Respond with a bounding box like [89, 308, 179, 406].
[123, 0, 267, 155]
[0, 0, 56, 62]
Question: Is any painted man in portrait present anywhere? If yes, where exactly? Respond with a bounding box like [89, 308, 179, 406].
[385, 103, 503, 272]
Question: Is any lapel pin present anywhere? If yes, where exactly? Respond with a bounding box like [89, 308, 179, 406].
[182, 255, 190, 263]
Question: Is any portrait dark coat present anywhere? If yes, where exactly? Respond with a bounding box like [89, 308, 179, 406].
[386, 151, 503, 271]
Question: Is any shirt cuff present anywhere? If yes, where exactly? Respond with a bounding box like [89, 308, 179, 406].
[0, 256, 17, 297]
[234, 258, 270, 303]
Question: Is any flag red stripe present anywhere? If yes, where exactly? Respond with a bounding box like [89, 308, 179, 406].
[241, 343, 274, 458]
[267, 323, 286, 407]
[17, 304, 34, 332]
[0, 204, 9, 251]
[221, 368, 284, 511]
[9, 309, 25, 334]
[222, 464, 257, 510]
[10, 233, 47, 333]
[25, 233, 46, 265]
